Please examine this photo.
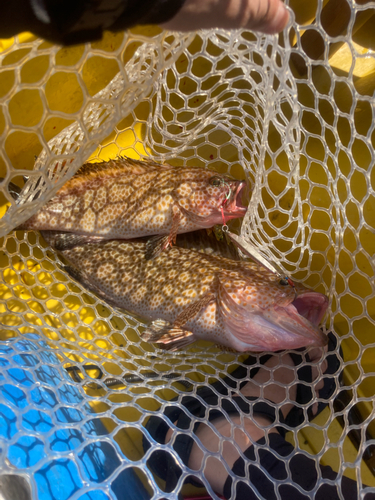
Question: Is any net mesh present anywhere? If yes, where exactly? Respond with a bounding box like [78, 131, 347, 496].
[0, 0, 375, 498]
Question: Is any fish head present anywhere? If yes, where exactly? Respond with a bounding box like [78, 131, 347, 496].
[173, 170, 247, 226]
[218, 273, 329, 351]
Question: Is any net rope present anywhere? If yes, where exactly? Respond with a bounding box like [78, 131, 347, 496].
[0, 1, 375, 498]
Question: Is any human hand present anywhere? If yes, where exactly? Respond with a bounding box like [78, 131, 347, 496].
[160, 0, 289, 34]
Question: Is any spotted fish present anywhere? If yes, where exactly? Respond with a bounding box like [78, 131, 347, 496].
[175, 228, 240, 260]
[18, 158, 247, 258]
[42, 231, 328, 352]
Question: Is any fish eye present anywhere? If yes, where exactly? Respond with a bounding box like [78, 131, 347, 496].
[279, 278, 289, 286]
[210, 177, 222, 187]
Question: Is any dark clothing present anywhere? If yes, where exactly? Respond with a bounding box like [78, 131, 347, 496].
[223, 433, 375, 500]
[0, 0, 186, 45]
[144, 386, 374, 500]
[143, 337, 372, 500]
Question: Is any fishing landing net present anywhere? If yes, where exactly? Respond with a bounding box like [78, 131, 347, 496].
[0, 1, 374, 498]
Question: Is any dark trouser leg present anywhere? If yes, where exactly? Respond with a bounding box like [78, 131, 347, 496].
[223, 433, 374, 500]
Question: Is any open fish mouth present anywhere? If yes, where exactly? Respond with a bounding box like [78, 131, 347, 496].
[292, 292, 329, 326]
[266, 290, 329, 347]
[225, 181, 248, 215]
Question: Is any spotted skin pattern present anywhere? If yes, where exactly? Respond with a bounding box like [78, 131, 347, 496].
[20, 158, 247, 242]
[55, 237, 328, 352]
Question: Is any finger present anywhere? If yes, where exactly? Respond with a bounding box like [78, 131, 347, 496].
[160, 0, 289, 34]
[247, 0, 289, 34]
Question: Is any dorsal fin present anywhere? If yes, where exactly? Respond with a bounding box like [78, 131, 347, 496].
[74, 156, 173, 178]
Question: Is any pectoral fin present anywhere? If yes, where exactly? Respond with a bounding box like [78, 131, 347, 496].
[141, 291, 215, 350]
[145, 235, 170, 260]
[141, 319, 196, 351]
[173, 292, 215, 327]
[145, 205, 181, 259]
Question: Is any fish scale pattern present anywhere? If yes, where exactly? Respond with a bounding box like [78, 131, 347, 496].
[0, 0, 375, 498]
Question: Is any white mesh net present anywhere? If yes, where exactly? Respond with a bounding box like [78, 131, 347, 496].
[0, 1, 375, 498]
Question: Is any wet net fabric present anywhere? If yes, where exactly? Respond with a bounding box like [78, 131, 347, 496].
[0, 1, 375, 499]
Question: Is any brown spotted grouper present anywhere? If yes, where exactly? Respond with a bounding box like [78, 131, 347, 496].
[19, 158, 247, 257]
[42, 231, 328, 352]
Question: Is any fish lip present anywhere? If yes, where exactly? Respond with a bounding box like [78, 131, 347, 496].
[292, 292, 329, 326]
[224, 181, 248, 215]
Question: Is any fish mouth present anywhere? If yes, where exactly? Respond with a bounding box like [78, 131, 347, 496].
[224, 181, 248, 216]
[270, 290, 329, 347]
[292, 291, 329, 326]
[219, 278, 329, 351]
[258, 291, 329, 349]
